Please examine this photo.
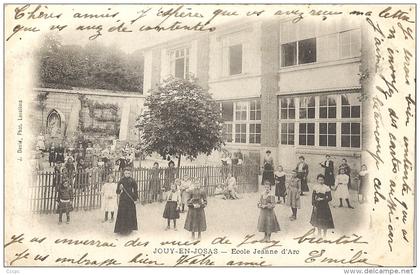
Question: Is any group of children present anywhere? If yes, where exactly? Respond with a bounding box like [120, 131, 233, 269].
[214, 172, 240, 200]
[257, 159, 369, 241]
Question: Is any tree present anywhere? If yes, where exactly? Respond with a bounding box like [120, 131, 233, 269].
[136, 77, 224, 168]
[36, 92, 49, 133]
[36, 34, 144, 93]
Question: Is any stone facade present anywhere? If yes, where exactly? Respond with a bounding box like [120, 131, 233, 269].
[32, 88, 145, 145]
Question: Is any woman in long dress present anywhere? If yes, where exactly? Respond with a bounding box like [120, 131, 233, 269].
[149, 162, 161, 203]
[310, 174, 334, 237]
[274, 165, 286, 204]
[335, 168, 354, 209]
[261, 150, 274, 186]
[286, 170, 301, 221]
[184, 179, 207, 240]
[114, 168, 138, 234]
[257, 182, 280, 241]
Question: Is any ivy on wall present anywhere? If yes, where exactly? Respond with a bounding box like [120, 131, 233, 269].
[78, 94, 120, 136]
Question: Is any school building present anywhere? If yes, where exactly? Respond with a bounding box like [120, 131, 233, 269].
[141, 16, 370, 182]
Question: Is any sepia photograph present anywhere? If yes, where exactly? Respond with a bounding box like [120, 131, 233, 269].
[3, 3, 416, 270]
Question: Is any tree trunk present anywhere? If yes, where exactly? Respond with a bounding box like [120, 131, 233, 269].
[41, 109, 44, 133]
[177, 154, 182, 177]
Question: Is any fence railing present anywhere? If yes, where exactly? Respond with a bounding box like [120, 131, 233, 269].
[30, 164, 259, 214]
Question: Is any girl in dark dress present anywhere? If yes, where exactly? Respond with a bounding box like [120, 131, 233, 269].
[56, 179, 73, 224]
[320, 154, 335, 188]
[257, 182, 280, 241]
[184, 179, 207, 240]
[274, 165, 286, 204]
[310, 174, 334, 237]
[261, 150, 274, 186]
[49, 143, 56, 167]
[163, 183, 181, 230]
[114, 169, 138, 235]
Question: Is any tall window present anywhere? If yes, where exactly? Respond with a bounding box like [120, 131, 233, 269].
[299, 123, 315, 146]
[280, 123, 295, 145]
[279, 97, 295, 145]
[221, 102, 233, 121]
[319, 95, 337, 118]
[170, 48, 189, 79]
[299, 96, 315, 119]
[235, 124, 247, 143]
[280, 98, 295, 119]
[220, 100, 261, 144]
[229, 44, 243, 75]
[341, 94, 361, 118]
[341, 122, 361, 148]
[339, 29, 361, 58]
[319, 123, 337, 147]
[249, 124, 261, 144]
[235, 102, 247, 121]
[223, 124, 233, 143]
[250, 100, 261, 120]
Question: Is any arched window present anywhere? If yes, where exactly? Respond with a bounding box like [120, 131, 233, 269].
[47, 109, 61, 129]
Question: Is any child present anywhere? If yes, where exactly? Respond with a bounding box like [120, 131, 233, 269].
[214, 178, 227, 198]
[310, 174, 334, 237]
[57, 179, 73, 224]
[274, 165, 286, 204]
[179, 175, 191, 212]
[257, 182, 280, 241]
[358, 164, 369, 204]
[163, 183, 181, 230]
[184, 179, 207, 240]
[226, 173, 239, 199]
[102, 174, 117, 223]
[286, 170, 301, 221]
[335, 168, 354, 209]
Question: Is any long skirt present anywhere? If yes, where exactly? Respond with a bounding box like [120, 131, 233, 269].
[335, 184, 350, 199]
[325, 173, 335, 188]
[57, 201, 73, 213]
[262, 170, 274, 185]
[184, 207, 206, 232]
[286, 187, 301, 208]
[310, 202, 335, 229]
[297, 172, 309, 192]
[359, 178, 368, 195]
[114, 198, 138, 234]
[275, 181, 286, 197]
[257, 208, 280, 233]
[163, 201, 180, 219]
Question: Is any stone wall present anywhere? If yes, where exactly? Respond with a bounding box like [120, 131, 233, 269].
[33, 88, 145, 145]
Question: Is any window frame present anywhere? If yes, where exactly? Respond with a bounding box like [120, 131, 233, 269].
[169, 47, 190, 79]
[278, 92, 362, 149]
[220, 99, 261, 145]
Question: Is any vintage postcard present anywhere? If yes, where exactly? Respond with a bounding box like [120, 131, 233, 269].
[3, 3, 416, 269]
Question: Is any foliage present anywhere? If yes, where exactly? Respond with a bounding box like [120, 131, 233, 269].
[37, 34, 144, 93]
[136, 77, 224, 164]
[36, 92, 49, 111]
[77, 95, 120, 136]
